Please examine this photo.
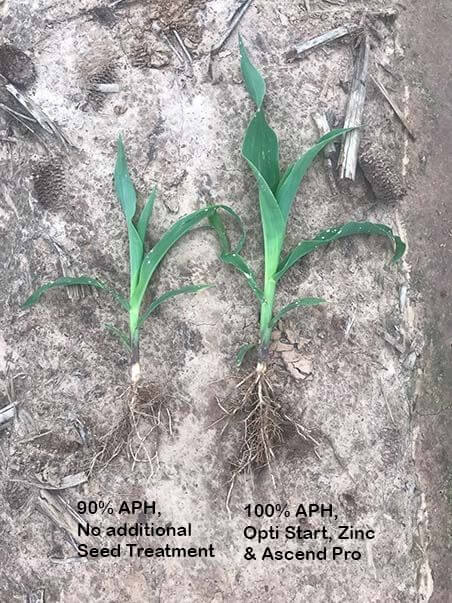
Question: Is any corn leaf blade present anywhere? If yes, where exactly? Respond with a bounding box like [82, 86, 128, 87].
[137, 187, 157, 243]
[240, 38, 279, 194]
[246, 162, 285, 277]
[221, 252, 264, 302]
[134, 207, 214, 306]
[239, 36, 265, 109]
[209, 207, 263, 302]
[105, 323, 131, 350]
[276, 128, 351, 223]
[128, 222, 144, 293]
[269, 297, 325, 330]
[276, 221, 406, 281]
[210, 204, 247, 255]
[242, 101, 285, 264]
[138, 284, 213, 327]
[22, 276, 129, 310]
[114, 136, 137, 223]
[236, 343, 256, 367]
[243, 109, 279, 194]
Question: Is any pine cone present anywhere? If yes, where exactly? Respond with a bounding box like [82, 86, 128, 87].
[359, 142, 406, 201]
[33, 157, 65, 208]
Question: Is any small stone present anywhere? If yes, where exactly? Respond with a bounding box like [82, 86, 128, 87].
[274, 342, 294, 352]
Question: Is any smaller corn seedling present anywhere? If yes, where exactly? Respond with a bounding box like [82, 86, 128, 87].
[210, 38, 406, 487]
[23, 138, 240, 387]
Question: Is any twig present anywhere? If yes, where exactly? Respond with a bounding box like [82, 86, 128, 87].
[0, 102, 47, 143]
[17, 429, 53, 444]
[171, 29, 193, 66]
[312, 112, 338, 193]
[371, 74, 416, 140]
[0, 403, 15, 428]
[0, 74, 71, 150]
[89, 83, 120, 93]
[166, 408, 173, 437]
[301, 6, 398, 18]
[36, 490, 93, 549]
[210, 0, 253, 56]
[344, 312, 356, 338]
[399, 284, 408, 313]
[9, 471, 87, 490]
[151, 23, 184, 65]
[0, 102, 35, 122]
[339, 34, 370, 180]
[286, 24, 361, 62]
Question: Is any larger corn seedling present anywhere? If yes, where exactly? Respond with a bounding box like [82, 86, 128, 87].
[23, 138, 240, 387]
[210, 39, 406, 487]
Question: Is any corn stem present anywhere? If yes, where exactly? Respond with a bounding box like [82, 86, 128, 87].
[129, 304, 140, 385]
[130, 337, 140, 386]
[259, 276, 276, 356]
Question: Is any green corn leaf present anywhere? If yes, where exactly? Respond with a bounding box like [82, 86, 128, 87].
[239, 36, 266, 109]
[276, 128, 351, 223]
[269, 297, 325, 330]
[240, 37, 279, 194]
[137, 187, 157, 243]
[275, 221, 406, 281]
[236, 343, 256, 367]
[247, 163, 285, 277]
[128, 222, 144, 294]
[102, 283, 130, 311]
[243, 109, 280, 194]
[278, 160, 295, 191]
[114, 136, 137, 223]
[221, 252, 264, 302]
[210, 204, 247, 255]
[105, 323, 131, 350]
[133, 207, 214, 307]
[208, 207, 263, 301]
[208, 208, 229, 255]
[138, 284, 213, 327]
[21, 276, 129, 311]
[242, 104, 285, 267]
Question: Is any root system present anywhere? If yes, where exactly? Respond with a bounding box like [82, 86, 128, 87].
[88, 383, 171, 477]
[218, 362, 320, 514]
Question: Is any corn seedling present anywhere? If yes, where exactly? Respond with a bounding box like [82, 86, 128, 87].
[210, 39, 406, 488]
[23, 138, 242, 388]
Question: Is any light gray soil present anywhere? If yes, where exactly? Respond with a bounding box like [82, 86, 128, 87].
[0, 1, 450, 601]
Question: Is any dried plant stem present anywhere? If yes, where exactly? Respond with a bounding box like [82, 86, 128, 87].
[286, 24, 361, 61]
[211, 0, 253, 56]
[371, 74, 416, 140]
[312, 112, 339, 193]
[339, 34, 370, 180]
